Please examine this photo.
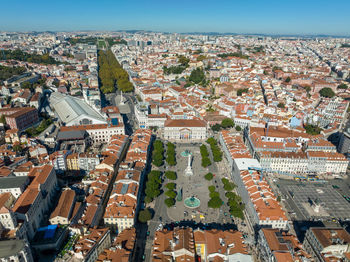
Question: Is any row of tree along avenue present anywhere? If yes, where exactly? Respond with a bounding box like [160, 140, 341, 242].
[97, 49, 133, 94]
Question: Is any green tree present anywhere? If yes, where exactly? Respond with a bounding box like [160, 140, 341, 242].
[222, 178, 235, 191]
[202, 157, 211, 168]
[98, 49, 133, 94]
[224, 182, 235, 191]
[164, 198, 175, 207]
[212, 150, 223, 162]
[210, 191, 220, 198]
[118, 78, 134, 92]
[285, 77, 291, 83]
[152, 156, 163, 167]
[225, 188, 244, 219]
[153, 140, 163, 150]
[184, 82, 191, 88]
[144, 196, 153, 204]
[197, 55, 207, 61]
[221, 118, 235, 129]
[148, 170, 162, 182]
[277, 102, 285, 109]
[217, 52, 249, 59]
[221, 178, 235, 191]
[21, 81, 34, 90]
[225, 191, 236, 199]
[229, 207, 244, 219]
[200, 144, 212, 167]
[163, 65, 186, 75]
[319, 87, 335, 98]
[13, 144, 22, 152]
[152, 140, 164, 167]
[207, 137, 222, 162]
[165, 183, 176, 190]
[165, 190, 177, 198]
[235, 126, 242, 131]
[208, 185, 216, 193]
[208, 197, 223, 208]
[144, 170, 162, 202]
[204, 173, 214, 181]
[0, 65, 26, 82]
[189, 67, 205, 84]
[0, 115, 6, 125]
[145, 182, 160, 199]
[3, 49, 60, 65]
[337, 83, 348, 90]
[211, 124, 221, 132]
[206, 137, 216, 145]
[178, 55, 190, 66]
[138, 208, 152, 223]
[304, 86, 311, 93]
[304, 124, 322, 135]
[200, 145, 209, 157]
[166, 142, 176, 166]
[165, 171, 177, 180]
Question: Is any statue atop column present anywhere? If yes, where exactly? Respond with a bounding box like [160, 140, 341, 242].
[184, 152, 193, 176]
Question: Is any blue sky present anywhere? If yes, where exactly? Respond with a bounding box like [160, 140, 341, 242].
[1, 0, 350, 35]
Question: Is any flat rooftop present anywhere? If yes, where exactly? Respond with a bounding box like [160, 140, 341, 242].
[0, 176, 28, 189]
[278, 180, 350, 221]
[0, 239, 25, 258]
[234, 158, 261, 171]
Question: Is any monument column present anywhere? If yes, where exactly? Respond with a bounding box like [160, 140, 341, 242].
[184, 152, 193, 176]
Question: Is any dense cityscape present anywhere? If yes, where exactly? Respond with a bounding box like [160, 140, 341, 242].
[0, 30, 350, 262]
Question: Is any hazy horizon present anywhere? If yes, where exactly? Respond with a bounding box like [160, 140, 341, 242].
[1, 0, 350, 36]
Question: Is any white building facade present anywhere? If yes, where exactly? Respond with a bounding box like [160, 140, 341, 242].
[163, 119, 208, 142]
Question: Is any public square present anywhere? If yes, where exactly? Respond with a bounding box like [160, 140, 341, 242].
[165, 144, 222, 223]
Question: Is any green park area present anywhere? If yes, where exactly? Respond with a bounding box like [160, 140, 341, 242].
[97, 40, 107, 49]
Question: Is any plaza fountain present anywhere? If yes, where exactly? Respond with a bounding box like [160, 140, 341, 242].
[181, 149, 192, 157]
[184, 196, 201, 208]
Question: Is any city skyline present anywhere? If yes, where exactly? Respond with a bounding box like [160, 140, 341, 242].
[1, 0, 350, 35]
[1, 2, 350, 261]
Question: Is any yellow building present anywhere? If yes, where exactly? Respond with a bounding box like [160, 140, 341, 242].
[66, 153, 79, 171]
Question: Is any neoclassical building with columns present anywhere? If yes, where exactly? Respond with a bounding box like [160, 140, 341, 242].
[163, 119, 208, 142]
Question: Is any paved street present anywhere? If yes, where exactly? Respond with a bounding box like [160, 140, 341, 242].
[115, 94, 131, 114]
[328, 175, 350, 197]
